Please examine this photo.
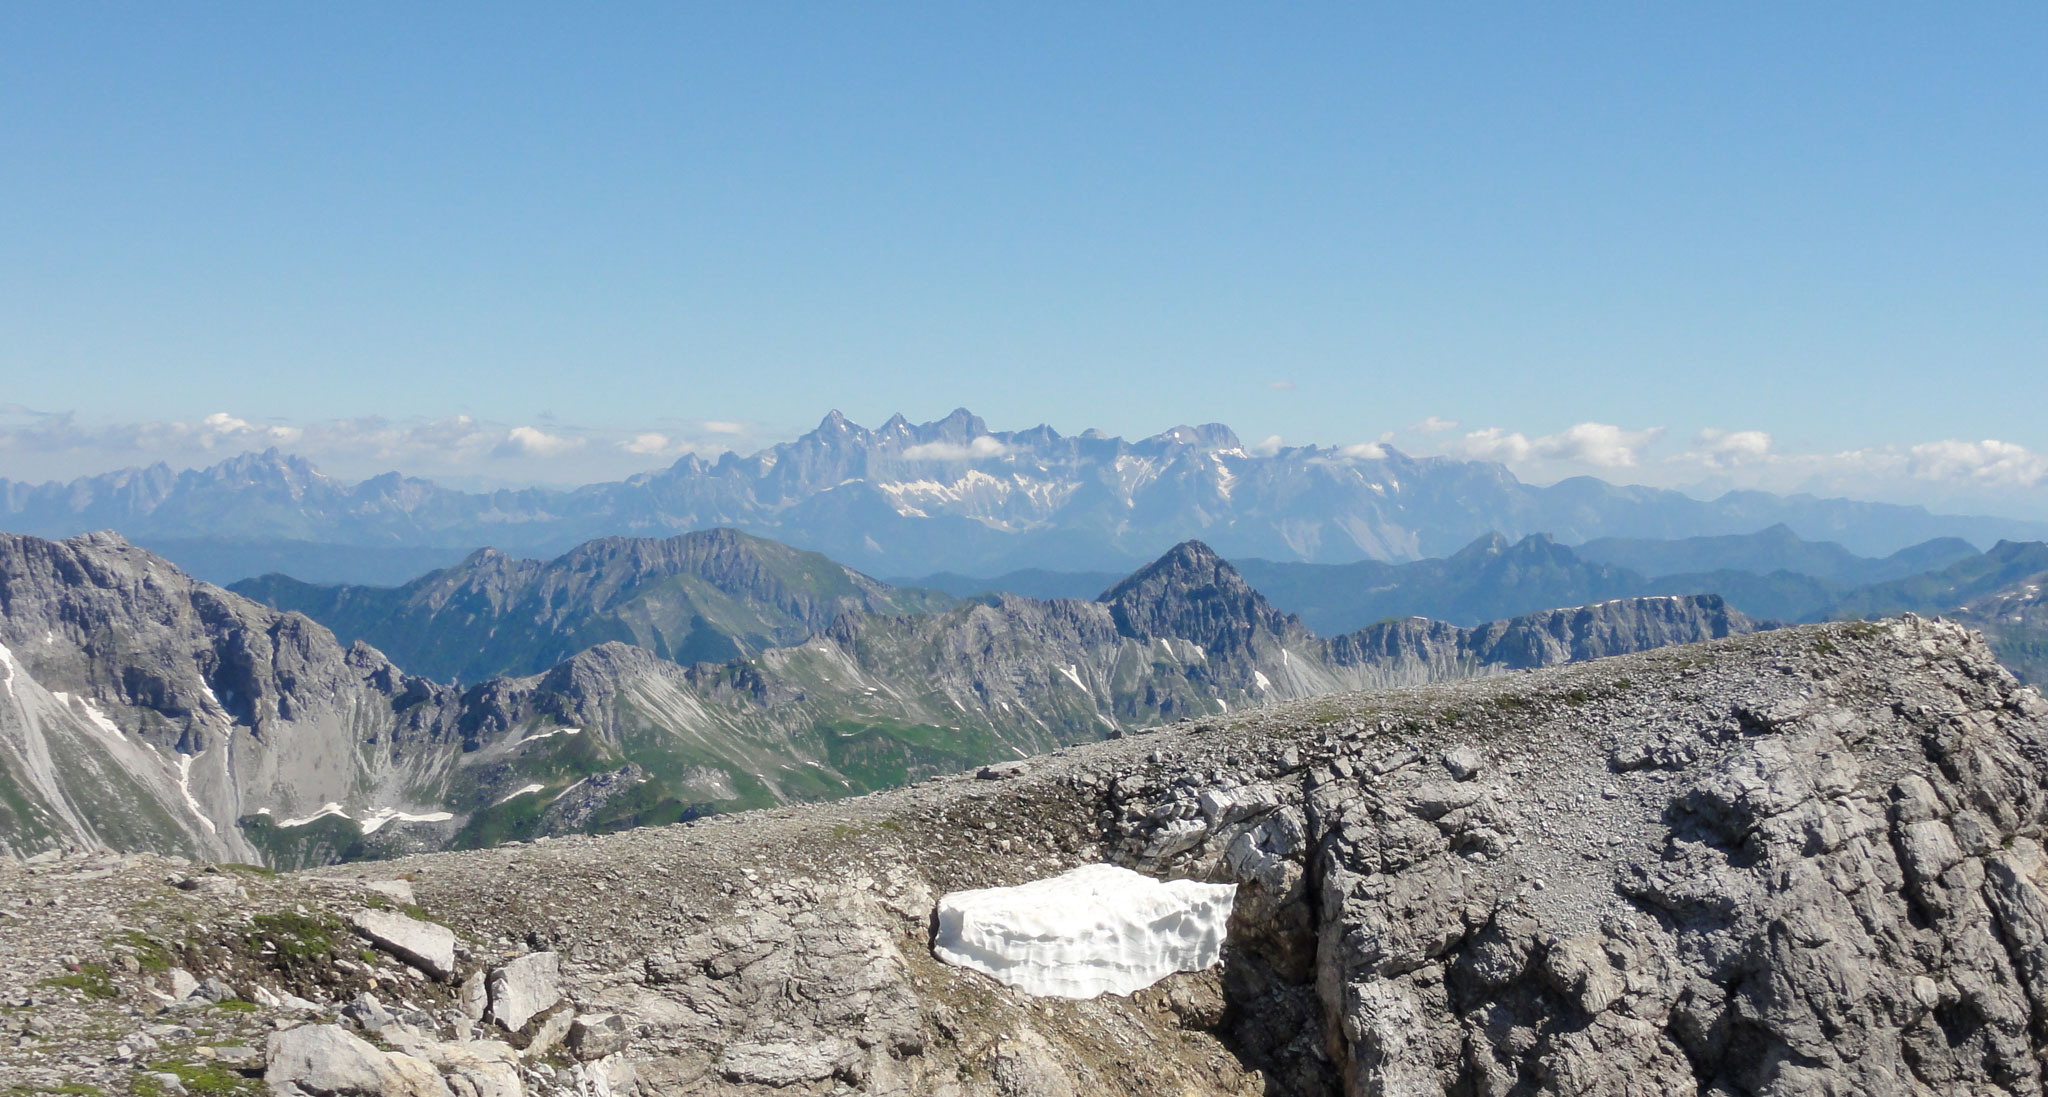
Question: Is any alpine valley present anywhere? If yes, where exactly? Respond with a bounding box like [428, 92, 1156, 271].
[0, 527, 1758, 867]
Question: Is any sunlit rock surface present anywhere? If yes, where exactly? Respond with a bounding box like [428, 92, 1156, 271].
[932, 863, 1237, 998]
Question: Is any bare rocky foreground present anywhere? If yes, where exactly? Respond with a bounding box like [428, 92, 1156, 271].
[5, 616, 2048, 1096]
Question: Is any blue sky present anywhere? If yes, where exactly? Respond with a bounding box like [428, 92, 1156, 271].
[2, 4, 2045, 513]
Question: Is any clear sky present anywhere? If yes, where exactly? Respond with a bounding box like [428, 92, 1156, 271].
[3, 4, 2045, 513]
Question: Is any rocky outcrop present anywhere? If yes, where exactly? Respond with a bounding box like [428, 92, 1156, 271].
[5, 617, 2048, 1094]
[0, 530, 468, 862]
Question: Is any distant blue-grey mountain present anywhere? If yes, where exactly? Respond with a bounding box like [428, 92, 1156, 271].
[4, 409, 2043, 584]
[1574, 523, 1978, 587]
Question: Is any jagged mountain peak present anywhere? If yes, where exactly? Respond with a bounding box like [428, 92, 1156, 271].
[1147, 423, 1242, 451]
[1097, 540, 1237, 600]
[1097, 540, 1302, 654]
[1450, 531, 1512, 560]
[929, 407, 987, 439]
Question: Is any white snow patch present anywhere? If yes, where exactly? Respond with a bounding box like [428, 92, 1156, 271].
[933, 864, 1236, 998]
[522, 726, 581, 743]
[494, 783, 546, 806]
[176, 752, 217, 834]
[278, 803, 352, 828]
[0, 640, 16, 699]
[1253, 671, 1273, 692]
[51, 693, 127, 741]
[1210, 454, 1237, 500]
[357, 807, 454, 835]
[1056, 664, 1088, 693]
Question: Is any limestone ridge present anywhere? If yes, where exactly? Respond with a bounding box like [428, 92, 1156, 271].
[230, 527, 952, 682]
[1, 530, 1764, 866]
[0, 530, 469, 863]
[5, 618, 2045, 1095]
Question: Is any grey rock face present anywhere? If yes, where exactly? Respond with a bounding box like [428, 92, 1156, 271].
[1098, 615, 2048, 1095]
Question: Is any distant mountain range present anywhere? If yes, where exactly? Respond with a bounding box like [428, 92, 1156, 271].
[897, 524, 2048, 684]
[5, 409, 2045, 585]
[2, 529, 1755, 864]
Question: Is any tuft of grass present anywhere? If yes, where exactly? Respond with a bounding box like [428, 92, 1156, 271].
[245, 911, 344, 972]
[210, 999, 259, 1013]
[1561, 689, 1593, 707]
[218, 862, 275, 877]
[38, 961, 117, 1000]
[136, 1052, 264, 1097]
[109, 931, 173, 974]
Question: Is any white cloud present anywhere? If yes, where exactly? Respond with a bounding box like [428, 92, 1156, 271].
[701, 420, 745, 435]
[622, 432, 672, 455]
[495, 426, 583, 458]
[1904, 439, 2048, 486]
[1335, 442, 1388, 460]
[1412, 416, 1460, 434]
[1688, 428, 1774, 468]
[1248, 434, 1286, 457]
[1265, 380, 1296, 391]
[1451, 422, 1665, 468]
[901, 437, 1011, 461]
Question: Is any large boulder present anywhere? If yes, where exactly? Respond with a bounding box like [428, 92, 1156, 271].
[265, 1024, 450, 1097]
[348, 909, 456, 980]
[487, 951, 561, 1031]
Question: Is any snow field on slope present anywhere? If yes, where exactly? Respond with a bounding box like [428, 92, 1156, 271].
[932, 863, 1236, 998]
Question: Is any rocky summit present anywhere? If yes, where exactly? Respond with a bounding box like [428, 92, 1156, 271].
[4, 616, 2047, 1095]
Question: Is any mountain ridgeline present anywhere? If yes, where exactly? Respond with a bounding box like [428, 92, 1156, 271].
[899, 526, 2043, 678]
[230, 528, 951, 682]
[6, 409, 2045, 586]
[2, 529, 1758, 867]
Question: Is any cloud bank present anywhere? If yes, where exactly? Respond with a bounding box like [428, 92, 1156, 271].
[0, 409, 757, 486]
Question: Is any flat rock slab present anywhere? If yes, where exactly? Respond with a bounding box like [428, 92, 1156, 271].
[717, 1038, 857, 1086]
[348, 909, 456, 980]
[266, 1023, 451, 1097]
